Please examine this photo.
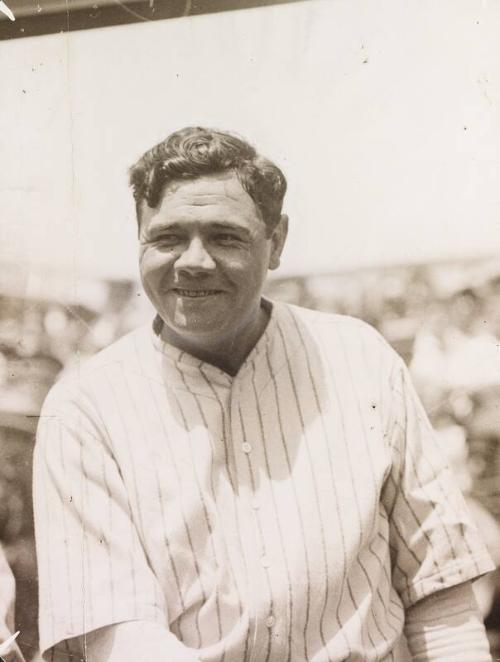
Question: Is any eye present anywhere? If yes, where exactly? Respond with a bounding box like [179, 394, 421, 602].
[154, 233, 183, 247]
[213, 233, 242, 246]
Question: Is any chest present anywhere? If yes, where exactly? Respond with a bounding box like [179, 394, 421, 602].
[106, 363, 391, 563]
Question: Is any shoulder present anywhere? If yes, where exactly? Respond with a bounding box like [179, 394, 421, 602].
[277, 300, 376, 332]
[78, 323, 153, 375]
[41, 323, 154, 416]
[273, 302, 405, 408]
[277, 301, 397, 361]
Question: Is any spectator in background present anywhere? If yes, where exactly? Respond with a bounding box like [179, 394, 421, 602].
[435, 418, 500, 618]
[0, 546, 25, 662]
[411, 287, 500, 401]
[0, 349, 60, 662]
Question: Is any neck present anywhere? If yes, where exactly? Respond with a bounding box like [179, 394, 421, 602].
[158, 301, 271, 376]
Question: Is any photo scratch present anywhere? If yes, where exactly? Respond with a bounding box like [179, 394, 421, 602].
[0, 631, 20, 657]
[0, 0, 15, 21]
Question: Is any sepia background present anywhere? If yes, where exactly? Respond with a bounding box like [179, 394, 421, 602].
[1, 0, 500, 658]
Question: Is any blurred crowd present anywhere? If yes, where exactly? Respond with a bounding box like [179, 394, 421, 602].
[1, 257, 500, 659]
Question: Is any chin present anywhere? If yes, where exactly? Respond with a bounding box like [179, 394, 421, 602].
[167, 315, 228, 338]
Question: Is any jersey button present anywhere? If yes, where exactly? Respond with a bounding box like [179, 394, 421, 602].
[265, 615, 275, 628]
[260, 555, 271, 568]
[251, 498, 260, 510]
[242, 442, 252, 453]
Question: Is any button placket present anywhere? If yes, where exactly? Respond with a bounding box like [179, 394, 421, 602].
[265, 614, 275, 628]
[230, 374, 264, 662]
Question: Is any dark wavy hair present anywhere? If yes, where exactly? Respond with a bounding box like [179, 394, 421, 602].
[129, 127, 287, 235]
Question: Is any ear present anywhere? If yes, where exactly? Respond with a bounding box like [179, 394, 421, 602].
[268, 214, 288, 271]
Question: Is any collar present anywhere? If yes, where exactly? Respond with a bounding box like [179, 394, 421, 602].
[150, 298, 282, 390]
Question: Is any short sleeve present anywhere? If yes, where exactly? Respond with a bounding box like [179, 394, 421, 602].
[33, 382, 167, 660]
[381, 358, 495, 609]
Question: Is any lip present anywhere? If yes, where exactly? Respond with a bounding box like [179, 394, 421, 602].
[170, 288, 223, 298]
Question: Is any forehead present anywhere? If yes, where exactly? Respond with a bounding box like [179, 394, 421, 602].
[140, 172, 263, 231]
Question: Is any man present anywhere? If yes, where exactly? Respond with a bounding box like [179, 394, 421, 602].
[33, 127, 494, 661]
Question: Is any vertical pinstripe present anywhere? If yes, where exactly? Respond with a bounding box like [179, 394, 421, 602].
[198, 367, 252, 662]
[33, 301, 494, 661]
[79, 419, 94, 634]
[57, 422, 75, 634]
[263, 346, 317, 660]
[334, 323, 404, 642]
[237, 403, 274, 662]
[286, 314, 355, 655]
[170, 378, 225, 655]
[149, 383, 206, 648]
[105, 370, 149, 545]
[187, 374, 246, 620]
[118, 368, 166, 614]
[39, 437, 57, 651]
[251, 360, 294, 662]
[130, 333, 188, 630]
[99, 452, 116, 622]
[152, 457, 186, 638]
[289, 319, 377, 654]
[88, 402, 141, 619]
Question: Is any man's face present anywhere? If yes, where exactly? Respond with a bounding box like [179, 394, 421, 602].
[138, 172, 287, 345]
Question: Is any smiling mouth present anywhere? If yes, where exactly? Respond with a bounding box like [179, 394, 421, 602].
[172, 288, 222, 298]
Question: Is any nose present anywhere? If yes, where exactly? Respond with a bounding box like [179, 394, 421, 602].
[174, 236, 216, 274]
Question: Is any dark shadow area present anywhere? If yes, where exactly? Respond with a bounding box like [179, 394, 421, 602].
[0, 0, 308, 40]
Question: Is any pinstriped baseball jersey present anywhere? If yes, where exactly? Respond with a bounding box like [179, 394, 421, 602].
[33, 301, 494, 661]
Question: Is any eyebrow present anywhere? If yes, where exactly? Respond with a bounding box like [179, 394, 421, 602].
[210, 222, 252, 238]
[148, 221, 252, 239]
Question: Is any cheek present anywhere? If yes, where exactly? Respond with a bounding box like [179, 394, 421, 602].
[139, 247, 174, 284]
[228, 254, 269, 292]
[230, 242, 270, 271]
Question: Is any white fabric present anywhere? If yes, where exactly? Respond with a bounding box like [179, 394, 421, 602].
[33, 301, 494, 661]
[79, 621, 201, 662]
[405, 581, 492, 661]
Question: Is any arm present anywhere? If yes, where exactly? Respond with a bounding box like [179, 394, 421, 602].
[78, 621, 200, 662]
[33, 382, 176, 659]
[405, 581, 491, 661]
[381, 357, 494, 609]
